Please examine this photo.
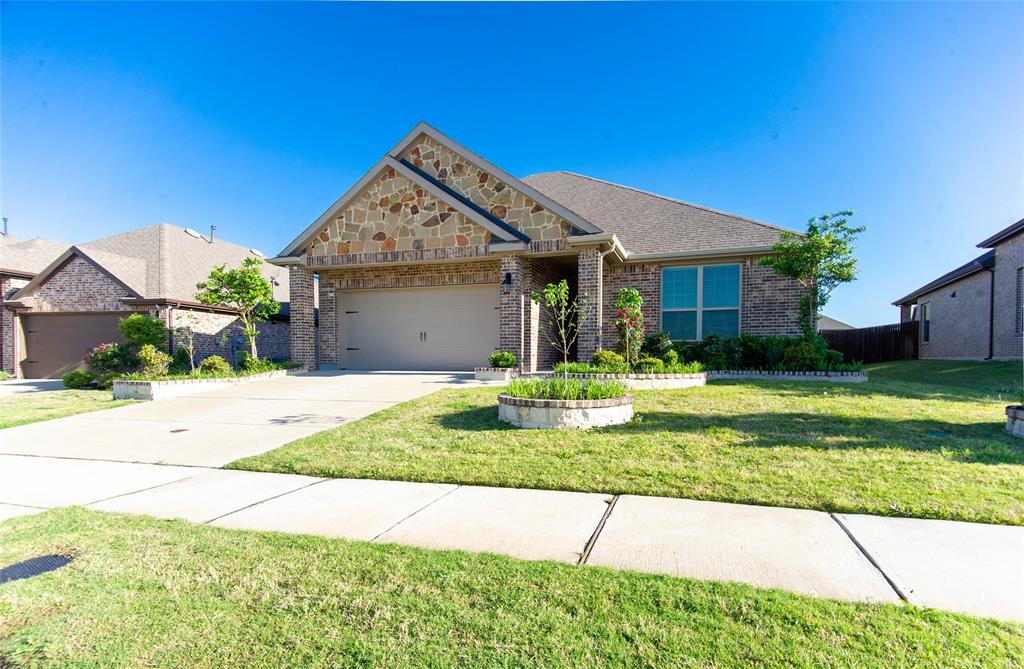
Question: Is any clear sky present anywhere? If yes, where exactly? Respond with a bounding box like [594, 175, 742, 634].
[2, 1, 1022, 326]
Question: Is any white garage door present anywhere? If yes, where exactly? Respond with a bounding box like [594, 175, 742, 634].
[340, 284, 500, 370]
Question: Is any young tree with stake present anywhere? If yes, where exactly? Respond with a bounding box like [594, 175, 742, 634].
[531, 280, 589, 380]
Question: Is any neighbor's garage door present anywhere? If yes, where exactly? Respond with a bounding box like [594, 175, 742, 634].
[20, 313, 125, 379]
[341, 285, 499, 370]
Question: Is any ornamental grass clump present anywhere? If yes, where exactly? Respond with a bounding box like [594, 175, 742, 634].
[505, 377, 627, 401]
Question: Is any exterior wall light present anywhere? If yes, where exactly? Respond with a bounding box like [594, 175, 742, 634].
[501, 272, 513, 294]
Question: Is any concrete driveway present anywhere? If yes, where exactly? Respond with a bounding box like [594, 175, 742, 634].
[0, 371, 474, 466]
[0, 379, 66, 396]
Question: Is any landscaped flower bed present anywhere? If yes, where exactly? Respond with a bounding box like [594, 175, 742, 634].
[113, 369, 294, 401]
[707, 369, 868, 382]
[498, 377, 632, 429]
[475, 351, 519, 381]
[1006, 405, 1024, 438]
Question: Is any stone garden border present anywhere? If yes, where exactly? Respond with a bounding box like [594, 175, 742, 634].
[113, 369, 292, 401]
[551, 372, 707, 390]
[1006, 406, 1024, 438]
[498, 393, 633, 429]
[707, 370, 868, 383]
[474, 367, 518, 381]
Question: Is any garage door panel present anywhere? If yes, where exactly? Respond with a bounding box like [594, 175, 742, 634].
[341, 285, 498, 371]
[21, 313, 125, 379]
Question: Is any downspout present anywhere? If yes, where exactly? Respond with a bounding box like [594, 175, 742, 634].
[984, 267, 995, 360]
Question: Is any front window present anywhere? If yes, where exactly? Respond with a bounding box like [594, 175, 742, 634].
[921, 302, 931, 343]
[661, 264, 740, 340]
[1016, 268, 1022, 333]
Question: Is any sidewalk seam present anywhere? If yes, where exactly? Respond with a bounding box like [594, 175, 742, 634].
[371, 485, 462, 542]
[830, 512, 914, 604]
[578, 495, 619, 565]
[86, 473, 204, 507]
[203, 478, 331, 525]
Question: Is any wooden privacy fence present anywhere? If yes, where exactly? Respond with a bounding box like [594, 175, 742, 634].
[821, 321, 919, 363]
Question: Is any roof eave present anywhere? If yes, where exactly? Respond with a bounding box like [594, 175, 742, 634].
[977, 217, 1024, 248]
[623, 244, 779, 263]
[892, 257, 994, 306]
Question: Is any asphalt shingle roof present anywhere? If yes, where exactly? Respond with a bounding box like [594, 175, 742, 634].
[521, 171, 796, 255]
[0, 236, 70, 275]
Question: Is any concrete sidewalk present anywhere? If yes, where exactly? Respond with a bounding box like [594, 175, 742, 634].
[1, 452, 1020, 623]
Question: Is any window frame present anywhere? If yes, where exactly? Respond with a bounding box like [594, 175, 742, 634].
[660, 263, 742, 341]
[1016, 267, 1023, 334]
[920, 302, 931, 343]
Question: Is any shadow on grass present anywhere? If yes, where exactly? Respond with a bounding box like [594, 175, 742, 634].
[436, 402, 1022, 465]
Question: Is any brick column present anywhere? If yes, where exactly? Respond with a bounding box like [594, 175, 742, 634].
[577, 248, 604, 361]
[498, 255, 528, 371]
[289, 265, 317, 370]
[318, 273, 338, 368]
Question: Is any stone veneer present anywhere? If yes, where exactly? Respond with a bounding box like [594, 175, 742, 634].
[403, 136, 572, 241]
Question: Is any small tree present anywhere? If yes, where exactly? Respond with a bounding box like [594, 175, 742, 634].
[172, 312, 200, 373]
[759, 210, 865, 338]
[613, 288, 644, 369]
[195, 257, 280, 358]
[531, 280, 589, 379]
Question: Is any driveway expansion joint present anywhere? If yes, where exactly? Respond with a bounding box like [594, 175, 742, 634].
[203, 477, 331, 525]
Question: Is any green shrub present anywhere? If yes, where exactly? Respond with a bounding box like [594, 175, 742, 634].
[62, 369, 95, 389]
[832, 361, 863, 372]
[198, 355, 231, 374]
[700, 335, 743, 370]
[661, 349, 679, 367]
[0, 371, 11, 381]
[553, 362, 597, 374]
[505, 377, 627, 401]
[641, 331, 673, 359]
[589, 350, 628, 373]
[780, 340, 825, 371]
[667, 360, 705, 374]
[137, 344, 172, 376]
[488, 351, 518, 368]
[635, 357, 665, 373]
[119, 314, 168, 349]
[86, 342, 135, 375]
[824, 348, 844, 369]
[240, 355, 280, 374]
[169, 347, 193, 375]
[96, 372, 124, 390]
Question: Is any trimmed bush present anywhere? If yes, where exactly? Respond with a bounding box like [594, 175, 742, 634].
[591, 349, 626, 369]
[62, 369, 95, 389]
[635, 357, 665, 373]
[488, 351, 518, 368]
[661, 349, 679, 367]
[137, 344, 172, 376]
[641, 331, 673, 359]
[119, 314, 168, 349]
[96, 372, 123, 390]
[86, 342, 135, 375]
[780, 340, 825, 371]
[505, 377, 627, 401]
[198, 355, 231, 374]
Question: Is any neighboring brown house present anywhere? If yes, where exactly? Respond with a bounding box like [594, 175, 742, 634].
[3, 223, 290, 378]
[1, 235, 70, 376]
[893, 217, 1023, 360]
[817, 314, 855, 331]
[273, 122, 808, 372]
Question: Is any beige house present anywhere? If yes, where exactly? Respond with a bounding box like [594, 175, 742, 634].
[3, 224, 290, 378]
[894, 218, 1022, 360]
[273, 122, 809, 372]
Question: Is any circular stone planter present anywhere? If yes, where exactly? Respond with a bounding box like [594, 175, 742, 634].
[497, 393, 633, 429]
[475, 367, 518, 381]
[1006, 406, 1024, 438]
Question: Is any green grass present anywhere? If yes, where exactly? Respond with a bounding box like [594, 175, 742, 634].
[231, 361, 1024, 526]
[0, 389, 136, 429]
[1, 508, 1020, 668]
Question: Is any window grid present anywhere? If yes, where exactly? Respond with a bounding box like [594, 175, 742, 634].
[661, 264, 740, 340]
[1016, 268, 1022, 334]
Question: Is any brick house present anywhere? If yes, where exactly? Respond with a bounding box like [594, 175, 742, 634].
[273, 123, 808, 372]
[893, 218, 1023, 360]
[2, 223, 290, 378]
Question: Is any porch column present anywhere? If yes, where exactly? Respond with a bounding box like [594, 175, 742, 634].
[577, 248, 604, 361]
[498, 255, 532, 372]
[289, 265, 317, 370]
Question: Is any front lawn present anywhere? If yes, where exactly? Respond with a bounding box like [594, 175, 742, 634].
[231, 361, 1024, 525]
[0, 390, 136, 429]
[1, 508, 1020, 668]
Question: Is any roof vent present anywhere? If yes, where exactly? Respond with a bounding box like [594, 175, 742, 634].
[249, 248, 265, 258]
[183, 228, 203, 239]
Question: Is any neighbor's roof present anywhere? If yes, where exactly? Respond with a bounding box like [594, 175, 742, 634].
[977, 217, 1024, 248]
[521, 171, 796, 256]
[817, 314, 854, 331]
[13, 223, 288, 303]
[0, 235, 70, 276]
[892, 250, 995, 306]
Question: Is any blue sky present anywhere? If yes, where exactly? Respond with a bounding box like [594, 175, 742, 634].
[2, 2, 1022, 326]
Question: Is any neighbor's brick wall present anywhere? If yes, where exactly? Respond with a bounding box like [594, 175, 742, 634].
[290, 266, 317, 369]
[28, 256, 135, 312]
[1, 275, 29, 376]
[167, 308, 291, 364]
[915, 271, 991, 359]
[992, 234, 1023, 359]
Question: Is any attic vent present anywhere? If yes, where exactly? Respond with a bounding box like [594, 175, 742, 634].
[183, 228, 203, 239]
[249, 248, 265, 258]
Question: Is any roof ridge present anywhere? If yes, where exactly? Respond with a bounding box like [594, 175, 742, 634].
[547, 171, 798, 236]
